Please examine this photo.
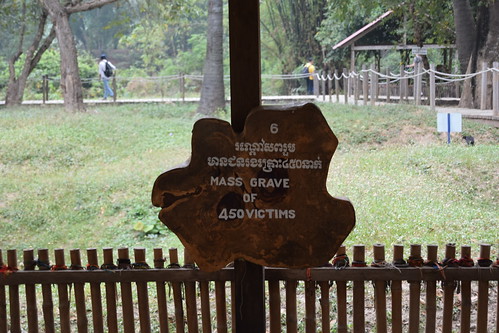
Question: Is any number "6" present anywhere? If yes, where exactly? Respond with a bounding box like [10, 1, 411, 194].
[270, 123, 278, 134]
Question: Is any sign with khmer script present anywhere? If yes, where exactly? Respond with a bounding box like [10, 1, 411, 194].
[152, 103, 355, 272]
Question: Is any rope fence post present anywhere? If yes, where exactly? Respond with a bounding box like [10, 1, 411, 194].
[414, 62, 422, 106]
[328, 70, 332, 103]
[370, 64, 376, 106]
[321, 70, 326, 101]
[480, 62, 488, 110]
[354, 71, 359, 105]
[362, 65, 368, 106]
[343, 68, 348, 104]
[42, 75, 48, 104]
[112, 76, 117, 103]
[180, 73, 185, 102]
[334, 69, 340, 103]
[430, 64, 436, 111]
[400, 65, 407, 102]
[493, 62, 499, 116]
[385, 68, 391, 103]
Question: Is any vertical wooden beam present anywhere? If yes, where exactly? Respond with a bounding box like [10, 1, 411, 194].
[228, 0, 261, 133]
[430, 64, 436, 111]
[480, 62, 488, 110]
[493, 62, 499, 116]
[229, 1, 266, 331]
[234, 259, 265, 333]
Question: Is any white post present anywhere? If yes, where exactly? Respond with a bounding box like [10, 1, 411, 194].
[399, 65, 406, 102]
[493, 62, 499, 116]
[414, 62, 422, 105]
[343, 68, 348, 104]
[386, 68, 391, 103]
[430, 64, 436, 111]
[335, 69, 340, 103]
[370, 64, 376, 106]
[363, 65, 368, 105]
[480, 61, 488, 110]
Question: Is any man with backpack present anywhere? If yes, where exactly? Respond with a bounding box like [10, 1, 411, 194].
[98, 53, 116, 100]
[302, 57, 315, 95]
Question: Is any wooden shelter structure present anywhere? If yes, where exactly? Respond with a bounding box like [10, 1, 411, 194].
[332, 10, 455, 71]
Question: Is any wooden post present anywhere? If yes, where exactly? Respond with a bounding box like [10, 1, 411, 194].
[70, 249, 88, 333]
[180, 73, 186, 102]
[118, 248, 135, 333]
[476, 244, 491, 333]
[23, 249, 39, 333]
[414, 62, 422, 105]
[493, 62, 499, 116]
[459, 245, 472, 333]
[87, 248, 104, 333]
[425, 244, 438, 332]
[228, 1, 265, 331]
[38, 249, 55, 333]
[334, 69, 340, 103]
[321, 70, 326, 101]
[370, 64, 376, 106]
[373, 244, 387, 333]
[335, 245, 348, 333]
[400, 65, 407, 102]
[8, 250, 21, 333]
[268, 280, 281, 333]
[362, 65, 368, 105]
[391, 245, 404, 333]
[169, 248, 185, 333]
[442, 243, 456, 333]
[354, 70, 359, 105]
[285, 280, 298, 332]
[102, 248, 119, 333]
[480, 62, 488, 110]
[42, 75, 48, 104]
[54, 249, 71, 333]
[215, 281, 228, 333]
[134, 248, 152, 333]
[408, 245, 421, 333]
[153, 248, 170, 333]
[183, 249, 199, 333]
[352, 245, 365, 333]
[328, 70, 332, 102]
[0, 250, 7, 333]
[430, 64, 436, 111]
[112, 76, 117, 103]
[386, 68, 391, 104]
[343, 68, 348, 104]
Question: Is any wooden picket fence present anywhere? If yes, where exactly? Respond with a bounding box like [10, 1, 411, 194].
[1, 243, 498, 333]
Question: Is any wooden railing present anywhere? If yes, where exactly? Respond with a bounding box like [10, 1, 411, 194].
[1, 244, 498, 332]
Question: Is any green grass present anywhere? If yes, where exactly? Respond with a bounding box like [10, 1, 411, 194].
[0, 102, 497, 261]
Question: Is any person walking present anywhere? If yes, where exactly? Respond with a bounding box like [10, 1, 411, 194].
[98, 53, 116, 100]
[303, 57, 315, 95]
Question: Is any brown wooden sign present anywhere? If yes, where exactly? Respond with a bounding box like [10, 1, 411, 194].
[152, 103, 355, 272]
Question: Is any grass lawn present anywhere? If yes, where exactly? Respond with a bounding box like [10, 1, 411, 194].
[0, 102, 497, 262]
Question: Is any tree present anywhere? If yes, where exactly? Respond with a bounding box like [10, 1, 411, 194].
[453, 0, 499, 108]
[2, 0, 56, 107]
[39, 0, 118, 112]
[197, 0, 225, 115]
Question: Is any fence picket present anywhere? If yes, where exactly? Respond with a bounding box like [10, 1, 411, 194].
[54, 249, 71, 333]
[118, 248, 136, 333]
[183, 250, 198, 333]
[102, 248, 119, 333]
[285, 280, 298, 333]
[408, 244, 422, 333]
[87, 248, 104, 333]
[153, 248, 170, 333]
[169, 248, 185, 333]
[391, 245, 404, 333]
[460, 245, 473, 333]
[134, 248, 152, 333]
[215, 281, 228, 333]
[442, 244, 457, 333]
[24, 249, 39, 333]
[8, 250, 21, 333]
[38, 249, 55, 333]
[269, 280, 281, 333]
[70, 249, 88, 333]
[477, 244, 491, 333]
[373, 244, 387, 333]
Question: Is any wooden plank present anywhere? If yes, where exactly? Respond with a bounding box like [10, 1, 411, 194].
[477, 244, 491, 333]
[424, 245, 438, 333]
[199, 281, 212, 333]
[87, 248, 104, 333]
[169, 248, 185, 333]
[38, 249, 55, 333]
[1, 266, 498, 286]
[408, 245, 422, 333]
[118, 248, 136, 333]
[134, 248, 152, 333]
[153, 248, 170, 333]
[373, 244, 387, 333]
[228, 0, 261, 132]
[23, 249, 39, 333]
[305, 279, 316, 333]
[391, 245, 405, 333]
[285, 280, 298, 333]
[268, 280, 281, 333]
[352, 245, 366, 333]
[459, 246, 473, 333]
[441, 244, 457, 333]
[8, 250, 21, 333]
[319, 281, 330, 333]
[234, 259, 265, 333]
[215, 281, 227, 333]
[102, 248, 119, 333]
[54, 249, 71, 333]
[70, 249, 88, 333]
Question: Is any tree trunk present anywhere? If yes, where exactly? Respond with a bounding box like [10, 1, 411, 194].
[42, 0, 85, 112]
[197, 0, 225, 115]
[4, 6, 56, 107]
[476, 0, 499, 109]
[452, 0, 477, 74]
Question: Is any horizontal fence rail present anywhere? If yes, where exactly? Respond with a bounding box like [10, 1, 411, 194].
[4, 62, 498, 115]
[1, 244, 498, 332]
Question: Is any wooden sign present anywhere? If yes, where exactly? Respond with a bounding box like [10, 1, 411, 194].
[152, 103, 355, 272]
